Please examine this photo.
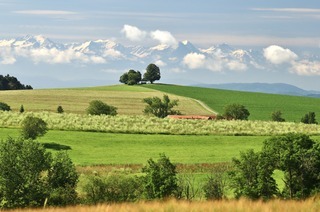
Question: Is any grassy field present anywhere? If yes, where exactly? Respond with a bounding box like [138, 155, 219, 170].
[143, 84, 320, 121]
[0, 128, 266, 166]
[0, 85, 211, 115]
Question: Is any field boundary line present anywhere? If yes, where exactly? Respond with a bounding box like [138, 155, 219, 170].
[190, 98, 218, 114]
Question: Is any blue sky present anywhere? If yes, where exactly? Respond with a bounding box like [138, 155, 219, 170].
[1, 0, 319, 48]
[0, 0, 320, 90]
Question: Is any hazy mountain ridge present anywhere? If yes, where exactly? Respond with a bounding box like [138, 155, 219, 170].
[195, 83, 320, 97]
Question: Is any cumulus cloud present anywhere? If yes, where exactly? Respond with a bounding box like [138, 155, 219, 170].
[263, 45, 298, 64]
[183, 53, 206, 69]
[0, 47, 16, 65]
[121, 25, 147, 42]
[150, 30, 178, 48]
[291, 60, 320, 76]
[103, 49, 123, 58]
[154, 60, 167, 67]
[226, 60, 248, 72]
[183, 52, 247, 72]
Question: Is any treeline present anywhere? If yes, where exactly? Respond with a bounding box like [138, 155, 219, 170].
[0, 74, 33, 90]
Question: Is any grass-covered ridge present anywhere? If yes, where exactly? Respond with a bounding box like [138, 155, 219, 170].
[143, 84, 320, 121]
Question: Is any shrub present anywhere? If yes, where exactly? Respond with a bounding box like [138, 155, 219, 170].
[86, 100, 117, 116]
[301, 112, 317, 124]
[143, 95, 181, 118]
[21, 116, 48, 140]
[0, 102, 11, 111]
[223, 104, 250, 120]
[142, 153, 178, 199]
[83, 174, 143, 204]
[19, 105, 24, 113]
[57, 105, 64, 113]
[271, 110, 285, 122]
[48, 152, 79, 206]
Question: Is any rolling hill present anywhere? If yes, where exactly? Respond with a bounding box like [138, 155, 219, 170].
[143, 84, 320, 121]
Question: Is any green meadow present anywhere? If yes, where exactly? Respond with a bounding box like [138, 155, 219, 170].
[0, 128, 266, 166]
[144, 84, 320, 121]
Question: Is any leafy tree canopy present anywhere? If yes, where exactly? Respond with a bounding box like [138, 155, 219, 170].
[143, 63, 160, 84]
[301, 112, 317, 124]
[143, 94, 181, 118]
[0, 102, 11, 111]
[223, 103, 250, 120]
[86, 100, 117, 116]
[119, 70, 142, 85]
[142, 153, 178, 199]
[0, 74, 32, 90]
[21, 116, 48, 140]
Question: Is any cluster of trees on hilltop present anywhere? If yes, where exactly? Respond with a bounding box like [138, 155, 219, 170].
[0, 74, 32, 90]
[119, 63, 161, 85]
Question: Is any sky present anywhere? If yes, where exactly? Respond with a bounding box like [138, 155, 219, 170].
[0, 0, 320, 90]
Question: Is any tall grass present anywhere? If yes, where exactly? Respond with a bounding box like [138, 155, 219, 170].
[10, 198, 320, 212]
[1, 111, 319, 136]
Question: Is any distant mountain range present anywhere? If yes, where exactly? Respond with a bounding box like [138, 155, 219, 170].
[195, 83, 320, 97]
[0, 35, 319, 90]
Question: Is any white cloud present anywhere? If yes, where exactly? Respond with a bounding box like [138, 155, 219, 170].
[183, 52, 247, 72]
[121, 25, 147, 42]
[183, 53, 206, 69]
[291, 60, 320, 76]
[154, 60, 167, 67]
[150, 30, 178, 48]
[263, 45, 298, 64]
[103, 49, 123, 58]
[227, 60, 248, 72]
[0, 47, 16, 65]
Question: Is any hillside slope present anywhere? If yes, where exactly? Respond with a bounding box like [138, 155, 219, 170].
[0, 85, 212, 115]
[143, 84, 320, 121]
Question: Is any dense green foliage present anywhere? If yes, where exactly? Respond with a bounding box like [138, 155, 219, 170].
[57, 106, 64, 113]
[0, 102, 11, 111]
[142, 154, 178, 199]
[301, 112, 317, 124]
[86, 100, 117, 116]
[143, 84, 320, 121]
[48, 152, 79, 206]
[0, 138, 78, 208]
[223, 104, 250, 120]
[21, 116, 47, 140]
[143, 94, 181, 118]
[0, 74, 32, 90]
[83, 174, 143, 204]
[271, 110, 285, 122]
[263, 134, 320, 199]
[230, 134, 320, 200]
[119, 70, 142, 85]
[143, 64, 161, 84]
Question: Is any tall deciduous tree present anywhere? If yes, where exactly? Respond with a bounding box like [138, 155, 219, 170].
[143, 63, 160, 84]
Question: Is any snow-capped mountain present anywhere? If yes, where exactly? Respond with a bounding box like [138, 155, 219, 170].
[0, 35, 319, 89]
